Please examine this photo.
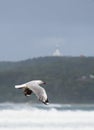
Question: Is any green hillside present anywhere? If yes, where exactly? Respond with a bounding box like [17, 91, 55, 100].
[0, 56, 94, 104]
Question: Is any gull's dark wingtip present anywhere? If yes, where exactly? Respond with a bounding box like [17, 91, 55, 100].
[43, 98, 49, 105]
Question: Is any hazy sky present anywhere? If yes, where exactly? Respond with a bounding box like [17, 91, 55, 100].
[0, 0, 94, 61]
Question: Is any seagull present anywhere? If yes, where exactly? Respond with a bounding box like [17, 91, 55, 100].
[15, 80, 49, 105]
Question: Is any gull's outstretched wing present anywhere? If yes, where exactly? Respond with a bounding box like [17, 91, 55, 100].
[30, 84, 49, 105]
[15, 84, 26, 89]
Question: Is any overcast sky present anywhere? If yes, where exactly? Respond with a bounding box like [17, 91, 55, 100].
[0, 0, 94, 61]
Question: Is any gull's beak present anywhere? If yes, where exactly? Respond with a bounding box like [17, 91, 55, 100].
[43, 82, 46, 84]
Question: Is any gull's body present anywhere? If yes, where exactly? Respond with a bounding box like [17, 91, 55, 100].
[15, 80, 49, 105]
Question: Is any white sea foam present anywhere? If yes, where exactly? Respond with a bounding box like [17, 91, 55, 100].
[0, 103, 94, 130]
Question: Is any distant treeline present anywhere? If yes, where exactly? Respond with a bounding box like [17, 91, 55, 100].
[0, 56, 94, 104]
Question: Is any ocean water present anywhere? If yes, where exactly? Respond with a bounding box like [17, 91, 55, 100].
[0, 103, 94, 130]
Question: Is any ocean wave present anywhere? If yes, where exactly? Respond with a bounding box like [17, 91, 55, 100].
[1, 102, 94, 111]
[0, 103, 94, 130]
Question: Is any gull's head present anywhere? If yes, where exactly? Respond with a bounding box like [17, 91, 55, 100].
[35, 80, 46, 85]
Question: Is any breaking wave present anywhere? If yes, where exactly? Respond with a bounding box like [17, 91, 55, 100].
[0, 103, 94, 130]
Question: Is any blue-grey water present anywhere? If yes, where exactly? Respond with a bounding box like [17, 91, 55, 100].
[0, 103, 94, 130]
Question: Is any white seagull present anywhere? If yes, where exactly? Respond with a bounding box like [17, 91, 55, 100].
[15, 80, 49, 105]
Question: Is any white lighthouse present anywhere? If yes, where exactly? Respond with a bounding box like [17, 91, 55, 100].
[52, 45, 62, 56]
